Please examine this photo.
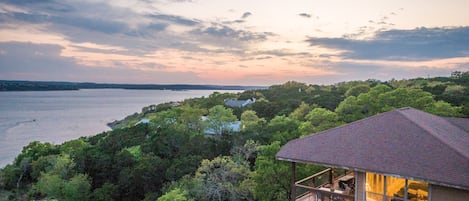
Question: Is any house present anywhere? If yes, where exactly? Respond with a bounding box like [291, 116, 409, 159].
[134, 118, 150, 126]
[276, 107, 469, 201]
[200, 116, 241, 135]
[224, 98, 256, 107]
[203, 121, 241, 135]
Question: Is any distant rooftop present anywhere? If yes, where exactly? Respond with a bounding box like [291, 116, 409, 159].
[276, 107, 469, 190]
[224, 98, 256, 107]
[134, 118, 150, 125]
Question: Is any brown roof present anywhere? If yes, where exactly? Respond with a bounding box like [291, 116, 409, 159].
[276, 107, 469, 190]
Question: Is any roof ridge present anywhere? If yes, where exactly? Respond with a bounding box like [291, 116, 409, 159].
[295, 108, 415, 144]
[397, 108, 469, 160]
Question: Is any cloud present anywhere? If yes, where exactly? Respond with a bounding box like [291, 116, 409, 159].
[299, 13, 311, 18]
[146, 23, 168, 31]
[4, 0, 54, 4]
[191, 23, 274, 42]
[147, 14, 199, 26]
[2, 2, 130, 34]
[254, 49, 311, 57]
[4, 0, 74, 15]
[9, 0, 453, 85]
[167, 0, 194, 3]
[232, 20, 245, 24]
[0, 41, 205, 83]
[54, 15, 129, 34]
[307, 27, 469, 61]
[241, 12, 252, 19]
[0, 42, 83, 80]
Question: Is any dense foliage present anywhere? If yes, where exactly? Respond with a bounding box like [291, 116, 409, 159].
[1, 72, 468, 201]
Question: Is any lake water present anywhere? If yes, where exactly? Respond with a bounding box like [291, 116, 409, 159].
[0, 89, 238, 167]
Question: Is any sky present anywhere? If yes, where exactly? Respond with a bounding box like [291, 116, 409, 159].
[1, 0, 469, 85]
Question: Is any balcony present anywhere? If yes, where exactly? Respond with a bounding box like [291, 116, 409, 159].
[294, 168, 355, 201]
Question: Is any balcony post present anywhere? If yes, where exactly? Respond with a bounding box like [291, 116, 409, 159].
[329, 168, 335, 194]
[291, 162, 296, 201]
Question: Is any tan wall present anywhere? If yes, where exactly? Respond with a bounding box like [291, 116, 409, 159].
[355, 171, 366, 201]
[430, 184, 469, 201]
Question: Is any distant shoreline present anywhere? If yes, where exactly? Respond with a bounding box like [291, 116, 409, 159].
[0, 80, 266, 91]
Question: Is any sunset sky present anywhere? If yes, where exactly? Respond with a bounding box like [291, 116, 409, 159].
[1, 0, 469, 85]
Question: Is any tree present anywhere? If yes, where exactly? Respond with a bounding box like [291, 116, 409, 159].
[157, 188, 193, 201]
[356, 84, 392, 115]
[230, 140, 260, 168]
[62, 174, 91, 201]
[51, 154, 76, 180]
[236, 110, 268, 145]
[204, 105, 238, 135]
[14, 141, 59, 166]
[60, 139, 88, 156]
[345, 84, 370, 97]
[378, 88, 434, 111]
[267, 115, 301, 144]
[193, 156, 254, 201]
[29, 154, 83, 200]
[335, 96, 365, 122]
[253, 141, 323, 201]
[118, 153, 169, 200]
[289, 102, 312, 122]
[424, 101, 462, 117]
[31, 155, 56, 181]
[91, 182, 118, 201]
[34, 173, 63, 198]
[300, 108, 344, 134]
[250, 99, 280, 120]
[240, 110, 260, 130]
[440, 85, 467, 105]
[177, 105, 206, 131]
[336, 85, 462, 121]
[165, 155, 203, 182]
[3, 141, 60, 189]
[0, 164, 21, 190]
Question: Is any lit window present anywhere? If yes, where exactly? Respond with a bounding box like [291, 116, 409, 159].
[366, 173, 428, 201]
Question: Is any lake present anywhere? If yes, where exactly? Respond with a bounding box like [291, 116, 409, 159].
[0, 89, 238, 167]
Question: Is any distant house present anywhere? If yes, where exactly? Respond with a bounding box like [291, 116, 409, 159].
[170, 101, 182, 107]
[276, 107, 469, 201]
[224, 98, 256, 107]
[203, 121, 241, 135]
[134, 118, 150, 126]
[200, 116, 241, 135]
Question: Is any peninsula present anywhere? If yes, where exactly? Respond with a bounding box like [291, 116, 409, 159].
[0, 80, 265, 91]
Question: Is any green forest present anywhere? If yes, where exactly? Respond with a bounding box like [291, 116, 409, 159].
[1, 72, 469, 201]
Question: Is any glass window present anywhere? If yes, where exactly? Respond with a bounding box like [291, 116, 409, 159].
[385, 176, 405, 201]
[366, 173, 384, 201]
[407, 180, 428, 201]
[365, 173, 428, 201]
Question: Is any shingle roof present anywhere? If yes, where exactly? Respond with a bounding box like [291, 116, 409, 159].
[276, 107, 469, 190]
[225, 100, 247, 107]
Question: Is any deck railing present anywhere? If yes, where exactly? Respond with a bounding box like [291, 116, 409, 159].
[294, 168, 354, 201]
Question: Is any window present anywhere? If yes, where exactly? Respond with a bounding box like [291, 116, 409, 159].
[385, 176, 405, 201]
[366, 173, 428, 201]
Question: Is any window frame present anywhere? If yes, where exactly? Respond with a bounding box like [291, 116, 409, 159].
[365, 173, 429, 201]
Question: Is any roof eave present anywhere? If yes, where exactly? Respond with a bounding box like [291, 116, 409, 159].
[276, 156, 469, 191]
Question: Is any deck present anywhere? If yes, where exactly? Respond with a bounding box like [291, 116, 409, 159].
[294, 168, 355, 201]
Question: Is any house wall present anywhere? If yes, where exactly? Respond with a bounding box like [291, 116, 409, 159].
[430, 184, 469, 201]
[355, 171, 366, 201]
